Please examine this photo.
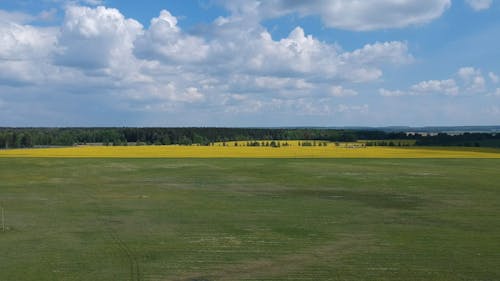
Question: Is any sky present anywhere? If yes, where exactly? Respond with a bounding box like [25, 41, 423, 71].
[0, 0, 499, 127]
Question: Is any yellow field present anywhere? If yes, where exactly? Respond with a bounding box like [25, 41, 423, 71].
[1, 145, 500, 158]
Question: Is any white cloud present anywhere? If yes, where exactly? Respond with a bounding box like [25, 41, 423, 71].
[217, 0, 451, 31]
[134, 10, 210, 63]
[379, 88, 406, 97]
[252, 27, 340, 75]
[465, 0, 493, 11]
[54, 5, 143, 70]
[340, 41, 413, 65]
[489, 72, 499, 84]
[338, 41, 412, 82]
[380, 66, 500, 98]
[0, 22, 57, 61]
[411, 79, 459, 96]
[0, 16, 58, 86]
[254, 76, 313, 91]
[222, 94, 264, 113]
[458, 67, 486, 93]
[136, 16, 411, 85]
[336, 104, 369, 114]
[0, 8, 59, 24]
[493, 88, 500, 96]
[232, 27, 407, 82]
[330, 86, 358, 97]
[242, 27, 344, 77]
[272, 98, 334, 116]
[0, 10, 35, 24]
[0, 61, 44, 86]
[458, 67, 479, 79]
[124, 81, 207, 104]
[182, 87, 205, 103]
[0, 5, 417, 123]
[38, 9, 58, 22]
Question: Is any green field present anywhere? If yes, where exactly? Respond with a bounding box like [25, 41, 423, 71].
[1, 158, 499, 280]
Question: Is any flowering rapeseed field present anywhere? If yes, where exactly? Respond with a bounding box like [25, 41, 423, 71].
[1, 143, 499, 158]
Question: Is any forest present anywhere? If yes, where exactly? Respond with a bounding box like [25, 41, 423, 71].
[0, 127, 499, 148]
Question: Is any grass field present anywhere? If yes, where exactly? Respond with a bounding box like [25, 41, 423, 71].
[1, 144, 500, 158]
[1, 157, 499, 280]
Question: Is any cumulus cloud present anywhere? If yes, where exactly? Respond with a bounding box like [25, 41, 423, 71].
[411, 79, 459, 96]
[254, 28, 407, 81]
[380, 66, 499, 97]
[0, 8, 59, 24]
[254, 76, 313, 91]
[330, 86, 358, 97]
[217, 0, 451, 31]
[379, 79, 459, 97]
[465, 0, 493, 11]
[338, 41, 412, 82]
[337, 104, 369, 114]
[458, 67, 479, 79]
[38, 9, 58, 22]
[0, 4, 418, 124]
[458, 67, 486, 93]
[379, 88, 406, 97]
[134, 10, 209, 63]
[249, 27, 340, 75]
[0, 22, 57, 60]
[138, 83, 205, 103]
[136, 14, 411, 85]
[0, 10, 35, 24]
[222, 94, 264, 113]
[0, 14, 58, 86]
[340, 41, 413, 65]
[489, 72, 499, 84]
[54, 5, 143, 70]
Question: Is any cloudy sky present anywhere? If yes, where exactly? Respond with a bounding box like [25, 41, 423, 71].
[0, 0, 499, 127]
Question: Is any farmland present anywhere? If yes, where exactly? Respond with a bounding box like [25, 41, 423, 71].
[1, 154, 500, 280]
[1, 143, 500, 158]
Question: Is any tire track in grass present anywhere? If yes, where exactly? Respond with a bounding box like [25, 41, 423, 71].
[85, 192, 142, 281]
[106, 225, 142, 281]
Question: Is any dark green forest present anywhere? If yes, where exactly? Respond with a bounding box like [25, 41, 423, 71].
[0, 128, 499, 148]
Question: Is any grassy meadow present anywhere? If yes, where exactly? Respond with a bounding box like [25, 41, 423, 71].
[1, 155, 499, 280]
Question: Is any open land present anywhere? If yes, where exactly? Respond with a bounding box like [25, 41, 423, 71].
[0, 146, 499, 280]
[1, 144, 500, 158]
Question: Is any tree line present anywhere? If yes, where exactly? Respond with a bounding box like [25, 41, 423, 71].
[414, 133, 500, 147]
[0, 128, 498, 148]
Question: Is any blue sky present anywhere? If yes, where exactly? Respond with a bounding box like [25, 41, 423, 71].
[0, 0, 499, 127]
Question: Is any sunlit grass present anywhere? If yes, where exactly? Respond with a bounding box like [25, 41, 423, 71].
[1, 158, 500, 280]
